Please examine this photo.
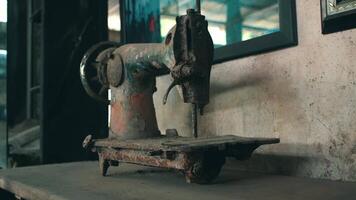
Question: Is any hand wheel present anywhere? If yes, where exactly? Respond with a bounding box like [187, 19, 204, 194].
[80, 41, 121, 104]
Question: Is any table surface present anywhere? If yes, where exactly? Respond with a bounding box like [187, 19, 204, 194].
[0, 161, 355, 200]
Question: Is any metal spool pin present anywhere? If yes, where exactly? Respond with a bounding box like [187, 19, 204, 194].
[196, 0, 201, 13]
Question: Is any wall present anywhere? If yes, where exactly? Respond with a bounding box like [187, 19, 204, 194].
[153, 0, 356, 181]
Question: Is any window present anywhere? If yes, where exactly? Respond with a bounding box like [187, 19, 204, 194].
[160, 0, 280, 47]
[108, 0, 121, 42]
[122, 0, 298, 63]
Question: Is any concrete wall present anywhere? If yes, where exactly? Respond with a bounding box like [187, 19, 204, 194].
[153, 0, 356, 182]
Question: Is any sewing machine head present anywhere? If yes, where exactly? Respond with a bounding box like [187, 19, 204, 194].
[80, 8, 213, 139]
[164, 8, 214, 112]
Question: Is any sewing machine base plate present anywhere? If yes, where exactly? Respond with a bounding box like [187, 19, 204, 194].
[83, 135, 279, 184]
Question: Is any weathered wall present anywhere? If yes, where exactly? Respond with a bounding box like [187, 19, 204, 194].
[153, 0, 356, 181]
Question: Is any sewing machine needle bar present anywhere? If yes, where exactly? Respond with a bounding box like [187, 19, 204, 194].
[192, 104, 198, 138]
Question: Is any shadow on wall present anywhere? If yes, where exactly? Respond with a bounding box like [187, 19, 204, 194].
[154, 75, 192, 136]
[153, 59, 356, 181]
[205, 63, 301, 116]
[202, 72, 273, 116]
[210, 73, 271, 97]
[195, 62, 356, 181]
[200, 60, 309, 138]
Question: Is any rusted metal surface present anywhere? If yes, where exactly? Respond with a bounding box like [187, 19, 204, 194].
[109, 87, 160, 140]
[105, 41, 174, 140]
[85, 135, 279, 152]
[170, 9, 214, 110]
[83, 134, 279, 183]
[106, 51, 123, 87]
[98, 149, 189, 171]
[80, 8, 280, 184]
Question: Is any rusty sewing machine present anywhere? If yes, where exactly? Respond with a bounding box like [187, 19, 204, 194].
[80, 2, 279, 184]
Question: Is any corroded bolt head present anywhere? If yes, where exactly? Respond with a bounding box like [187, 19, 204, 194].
[166, 129, 179, 137]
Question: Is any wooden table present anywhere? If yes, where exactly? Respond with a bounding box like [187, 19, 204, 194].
[0, 161, 355, 200]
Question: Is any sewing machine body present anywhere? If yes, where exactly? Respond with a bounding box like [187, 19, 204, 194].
[80, 8, 279, 184]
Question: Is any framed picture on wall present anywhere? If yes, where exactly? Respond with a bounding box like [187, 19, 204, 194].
[321, 0, 356, 34]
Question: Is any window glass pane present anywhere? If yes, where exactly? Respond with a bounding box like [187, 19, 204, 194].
[108, 0, 121, 42]
[160, 0, 280, 48]
[0, 0, 7, 168]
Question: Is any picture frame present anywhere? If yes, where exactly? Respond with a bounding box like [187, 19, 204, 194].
[321, 0, 356, 34]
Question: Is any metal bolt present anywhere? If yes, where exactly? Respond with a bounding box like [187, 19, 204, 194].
[166, 129, 179, 137]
